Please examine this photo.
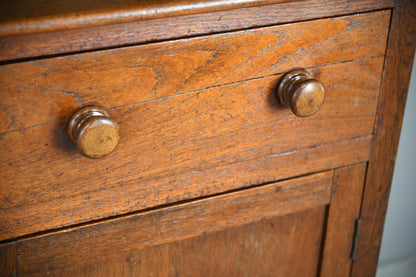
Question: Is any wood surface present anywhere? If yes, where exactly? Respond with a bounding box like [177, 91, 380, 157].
[22, 207, 326, 276]
[320, 164, 367, 277]
[0, 0, 393, 62]
[1, 57, 381, 240]
[0, 11, 390, 133]
[96, 207, 324, 277]
[0, 242, 16, 277]
[16, 171, 332, 275]
[0, 0, 288, 37]
[0, 135, 371, 241]
[0, 1, 409, 274]
[350, 0, 416, 276]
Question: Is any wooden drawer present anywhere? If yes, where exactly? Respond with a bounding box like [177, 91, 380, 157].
[0, 11, 389, 133]
[0, 11, 389, 240]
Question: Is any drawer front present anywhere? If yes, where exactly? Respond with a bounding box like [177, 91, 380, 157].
[0, 11, 389, 133]
[0, 11, 389, 240]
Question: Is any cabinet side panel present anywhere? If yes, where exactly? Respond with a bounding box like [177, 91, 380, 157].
[351, 0, 416, 276]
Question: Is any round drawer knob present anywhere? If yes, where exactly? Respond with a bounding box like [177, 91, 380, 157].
[277, 69, 325, 117]
[67, 105, 120, 159]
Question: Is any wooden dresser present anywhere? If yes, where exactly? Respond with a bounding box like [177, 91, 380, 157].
[1, 0, 415, 276]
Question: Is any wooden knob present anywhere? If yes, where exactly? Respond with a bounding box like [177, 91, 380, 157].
[277, 69, 325, 117]
[67, 105, 120, 159]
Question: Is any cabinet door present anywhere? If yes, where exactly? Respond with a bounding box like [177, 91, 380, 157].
[0, 164, 365, 276]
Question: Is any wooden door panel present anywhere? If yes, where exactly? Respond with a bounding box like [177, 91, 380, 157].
[44, 207, 326, 277]
[0, 243, 16, 277]
[4, 165, 368, 276]
[15, 171, 332, 276]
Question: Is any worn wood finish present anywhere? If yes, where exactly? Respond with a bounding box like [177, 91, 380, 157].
[131, 209, 324, 277]
[0, 0, 288, 37]
[0, 0, 393, 62]
[0, 57, 382, 240]
[351, 0, 416, 276]
[0, 242, 16, 277]
[22, 207, 326, 277]
[0, 11, 390, 134]
[1, 135, 371, 241]
[0, 1, 412, 274]
[320, 164, 367, 277]
[16, 171, 332, 275]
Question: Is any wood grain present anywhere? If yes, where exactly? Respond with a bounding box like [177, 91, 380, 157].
[320, 163, 367, 277]
[0, 58, 381, 240]
[16, 171, 332, 275]
[0, 242, 16, 277]
[24, 207, 326, 277]
[0, 1, 411, 274]
[0, 11, 390, 134]
[0, 0, 288, 37]
[0, 0, 393, 62]
[351, 0, 416, 276]
[1, 135, 372, 242]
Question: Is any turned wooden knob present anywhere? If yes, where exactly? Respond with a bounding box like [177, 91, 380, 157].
[277, 69, 325, 117]
[67, 105, 120, 159]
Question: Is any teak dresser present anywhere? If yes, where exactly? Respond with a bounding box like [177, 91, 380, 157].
[0, 0, 415, 276]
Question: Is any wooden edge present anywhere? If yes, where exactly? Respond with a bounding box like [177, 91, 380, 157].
[320, 163, 367, 277]
[0, 0, 289, 37]
[350, 0, 416, 276]
[17, 171, 333, 274]
[0, 0, 393, 62]
[1, 136, 372, 241]
[0, 242, 17, 277]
